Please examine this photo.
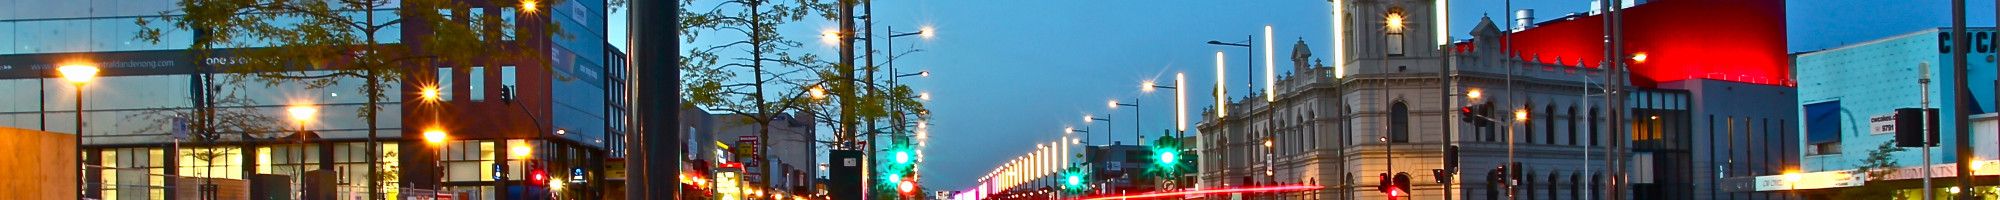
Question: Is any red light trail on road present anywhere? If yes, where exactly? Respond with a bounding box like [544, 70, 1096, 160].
[1077, 185, 1323, 200]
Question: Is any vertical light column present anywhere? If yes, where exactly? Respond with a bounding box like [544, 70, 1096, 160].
[1436, 0, 1450, 45]
[1265, 25, 1276, 102]
[1216, 52, 1228, 117]
[1332, 1, 1346, 78]
[1177, 73, 1188, 131]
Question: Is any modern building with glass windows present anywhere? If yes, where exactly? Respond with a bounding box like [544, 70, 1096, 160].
[0, 0, 620, 199]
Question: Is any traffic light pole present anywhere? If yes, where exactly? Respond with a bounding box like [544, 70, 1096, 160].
[631, 0, 683, 198]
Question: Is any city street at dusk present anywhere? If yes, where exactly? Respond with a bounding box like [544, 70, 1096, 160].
[2, 0, 1999, 199]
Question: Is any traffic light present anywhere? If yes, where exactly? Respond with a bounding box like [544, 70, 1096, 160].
[499, 86, 515, 104]
[897, 177, 918, 196]
[1460, 103, 1495, 127]
[528, 162, 548, 186]
[1433, 169, 1449, 184]
[1376, 173, 1390, 194]
[1444, 145, 1460, 171]
[896, 149, 913, 164]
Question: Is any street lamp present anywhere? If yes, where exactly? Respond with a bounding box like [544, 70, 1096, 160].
[520, 0, 539, 13]
[285, 103, 316, 196]
[59, 64, 96, 199]
[1083, 114, 1112, 145]
[1109, 99, 1140, 145]
[1065, 127, 1090, 145]
[1206, 36, 1254, 100]
[422, 128, 448, 198]
[421, 86, 441, 102]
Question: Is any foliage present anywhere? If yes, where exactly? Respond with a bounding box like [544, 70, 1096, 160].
[1841, 141, 1908, 199]
[126, 83, 290, 182]
[136, 0, 561, 197]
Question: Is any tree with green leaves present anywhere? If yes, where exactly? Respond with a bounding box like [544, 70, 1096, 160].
[679, 0, 838, 189]
[126, 85, 287, 197]
[137, 0, 560, 198]
[1842, 141, 1909, 199]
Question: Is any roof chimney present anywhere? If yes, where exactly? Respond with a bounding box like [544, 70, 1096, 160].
[1514, 9, 1535, 31]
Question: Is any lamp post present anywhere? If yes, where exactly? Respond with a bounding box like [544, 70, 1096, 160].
[423, 128, 448, 198]
[1109, 99, 1141, 145]
[1205, 38, 1253, 98]
[1084, 115, 1112, 145]
[286, 104, 316, 198]
[1143, 73, 1187, 188]
[511, 144, 534, 199]
[59, 64, 97, 199]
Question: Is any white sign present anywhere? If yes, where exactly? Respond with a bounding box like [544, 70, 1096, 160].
[1871, 113, 1896, 135]
[1753, 170, 1862, 191]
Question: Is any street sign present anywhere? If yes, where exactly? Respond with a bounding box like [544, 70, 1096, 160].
[571, 168, 587, 183]
[493, 163, 506, 181]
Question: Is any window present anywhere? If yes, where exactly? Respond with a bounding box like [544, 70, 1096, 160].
[501, 8, 518, 40]
[437, 67, 454, 101]
[501, 65, 517, 88]
[1389, 101, 1409, 143]
[471, 66, 485, 101]
[1804, 101, 1841, 154]
[1545, 105, 1556, 145]
[1590, 108, 1600, 146]
[1569, 107, 1579, 146]
[1524, 105, 1535, 143]
[1385, 7, 1407, 56]
[470, 9, 486, 41]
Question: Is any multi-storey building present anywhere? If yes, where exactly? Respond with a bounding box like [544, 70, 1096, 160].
[0, 0, 620, 199]
[1197, 0, 1796, 200]
[1782, 27, 2000, 198]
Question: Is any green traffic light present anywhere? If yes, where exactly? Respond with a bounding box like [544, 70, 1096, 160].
[1156, 151, 1176, 165]
[896, 151, 912, 164]
[1066, 174, 1082, 186]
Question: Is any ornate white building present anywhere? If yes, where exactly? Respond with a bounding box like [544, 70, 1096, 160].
[1196, 5, 1626, 200]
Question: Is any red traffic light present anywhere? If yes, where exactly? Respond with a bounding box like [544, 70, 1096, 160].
[528, 162, 548, 185]
[1376, 173, 1390, 194]
[898, 179, 917, 194]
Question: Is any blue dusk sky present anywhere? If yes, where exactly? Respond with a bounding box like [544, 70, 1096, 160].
[610, 0, 1997, 190]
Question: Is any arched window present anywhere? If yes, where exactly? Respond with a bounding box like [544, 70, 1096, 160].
[1544, 105, 1556, 145]
[1570, 172, 1582, 200]
[1590, 108, 1601, 146]
[1390, 101, 1410, 143]
[1524, 171, 1537, 200]
[1569, 106, 1579, 146]
[1592, 173, 1605, 200]
[1547, 172, 1560, 200]
[1523, 104, 1535, 144]
[1346, 105, 1356, 146]
[1346, 173, 1357, 200]
[1483, 102, 1497, 142]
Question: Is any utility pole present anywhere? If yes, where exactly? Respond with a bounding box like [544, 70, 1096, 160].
[1952, 0, 1972, 199]
[838, 0, 865, 199]
[631, 0, 683, 199]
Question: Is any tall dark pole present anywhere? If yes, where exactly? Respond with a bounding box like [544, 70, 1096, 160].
[40, 79, 46, 131]
[74, 83, 84, 200]
[863, 2, 883, 198]
[1953, 0, 1972, 199]
[631, 0, 682, 198]
[837, 0, 866, 199]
